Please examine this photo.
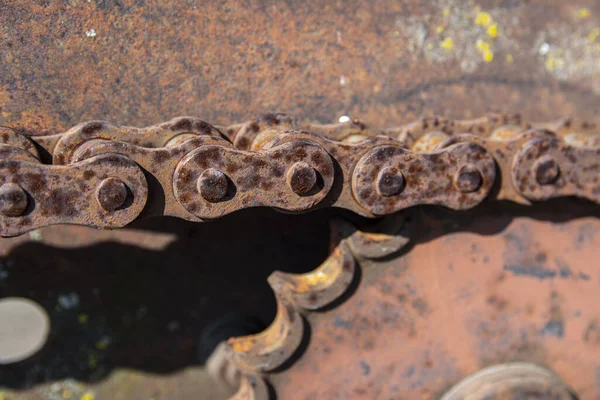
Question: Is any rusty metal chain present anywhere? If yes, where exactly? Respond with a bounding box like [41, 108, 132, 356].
[0, 113, 598, 399]
[0, 113, 598, 237]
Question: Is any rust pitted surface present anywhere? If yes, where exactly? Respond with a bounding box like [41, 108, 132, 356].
[1, 2, 600, 398]
[352, 142, 496, 215]
[439, 130, 558, 204]
[267, 209, 600, 399]
[513, 137, 600, 203]
[69, 135, 232, 220]
[263, 131, 398, 216]
[2, 1, 600, 135]
[173, 141, 334, 219]
[52, 117, 223, 165]
[0, 128, 39, 160]
[0, 115, 595, 236]
[0, 154, 147, 237]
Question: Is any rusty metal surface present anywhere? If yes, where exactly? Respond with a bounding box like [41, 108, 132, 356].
[251, 202, 600, 399]
[0, 113, 597, 237]
[351, 142, 496, 214]
[0, 153, 148, 236]
[2, 1, 600, 133]
[1, 1, 600, 399]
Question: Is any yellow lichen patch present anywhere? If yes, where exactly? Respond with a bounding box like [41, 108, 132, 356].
[436, 25, 444, 34]
[476, 39, 494, 62]
[0, 392, 6, 400]
[78, 313, 88, 324]
[476, 39, 490, 52]
[589, 28, 600, 43]
[505, 54, 514, 63]
[62, 389, 73, 399]
[426, 43, 434, 50]
[443, 9, 450, 18]
[487, 23, 498, 38]
[230, 338, 255, 353]
[87, 352, 98, 369]
[577, 8, 591, 18]
[544, 55, 564, 71]
[482, 50, 494, 62]
[80, 393, 95, 400]
[440, 37, 454, 50]
[475, 11, 493, 27]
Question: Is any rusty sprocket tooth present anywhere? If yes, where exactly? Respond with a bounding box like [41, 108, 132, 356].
[226, 239, 355, 372]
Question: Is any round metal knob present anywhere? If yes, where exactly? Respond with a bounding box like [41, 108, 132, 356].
[287, 162, 317, 196]
[376, 167, 404, 197]
[96, 178, 128, 211]
[454, 164, 483, 193]
[0, 183, 28, 217]
[198, 168, 229, 202]
[534, 156, 560, 185]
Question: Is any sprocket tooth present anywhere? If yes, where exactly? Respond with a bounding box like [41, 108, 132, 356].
[225, 230, 361, 399]
[226, 295, 303, 373]
[268, 240, 355, 310]
[228, 375, 269, 400]
[343, 211, 416, 260]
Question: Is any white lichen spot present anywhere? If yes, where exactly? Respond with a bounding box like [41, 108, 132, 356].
[534, 22, 600, 93]
[95, 336, 112, 350]
[29, 230, 42, 241]
[58, 293, 79, 310]
[339, 75, 346, 86]
[338, 115, 351, 123]
[85, 29, 97, 38]
[460, 59, 478, 73]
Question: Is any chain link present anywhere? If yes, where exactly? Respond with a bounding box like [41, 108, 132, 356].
[0, 113, 597, 237]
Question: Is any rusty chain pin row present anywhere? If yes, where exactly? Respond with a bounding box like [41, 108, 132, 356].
[0, 113, 597, 236]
